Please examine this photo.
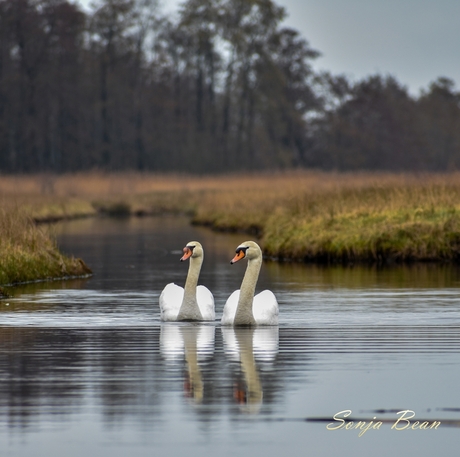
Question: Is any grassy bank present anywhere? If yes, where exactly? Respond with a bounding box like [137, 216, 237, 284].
[261, 187, 460, 263]
[0, 206, 92, 286]
[1, 171, 460, 264]
[190, 174, 460, 263]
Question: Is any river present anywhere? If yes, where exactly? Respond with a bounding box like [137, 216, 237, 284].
[1, 216, 460, 456]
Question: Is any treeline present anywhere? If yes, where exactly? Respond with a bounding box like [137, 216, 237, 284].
[311, 75, 460, 171]
[0, 0, 459, 173]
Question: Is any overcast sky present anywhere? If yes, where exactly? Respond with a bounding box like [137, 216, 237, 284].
[77, 0, 460, 95]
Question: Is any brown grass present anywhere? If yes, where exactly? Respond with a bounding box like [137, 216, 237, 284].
[2, 171, 460, 264]
[3, 170, 459, 197]
[0, 205, 91, 285]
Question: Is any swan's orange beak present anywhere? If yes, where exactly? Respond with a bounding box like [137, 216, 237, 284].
[230, 250, 246, 264]
[180, 247, 193, 262]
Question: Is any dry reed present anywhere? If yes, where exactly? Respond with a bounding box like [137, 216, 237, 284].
[1, 171, 460, 264]
[0, 205, 91, 285]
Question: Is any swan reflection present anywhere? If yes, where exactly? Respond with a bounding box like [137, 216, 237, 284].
[160, 324, 215, 403]
[221, 326, 279, 413]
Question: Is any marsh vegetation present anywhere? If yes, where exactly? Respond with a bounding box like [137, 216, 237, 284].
[1, 171, 459, 283]
[0, 205, 91, 285]
[1, 0, 459, 282]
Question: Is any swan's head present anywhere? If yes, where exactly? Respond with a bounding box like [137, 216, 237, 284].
[180, 241, 204, 262]
[230, 241, 262, 264]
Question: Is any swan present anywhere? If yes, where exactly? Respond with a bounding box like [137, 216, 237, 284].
[159, 241, 215, 321]
[221, 241, 279, 326]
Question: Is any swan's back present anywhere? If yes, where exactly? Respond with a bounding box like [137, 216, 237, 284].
[160, 283, 215, 322]
[221, 289, 278, 326]
[196, 285, 215, 321]
[221, 290, 240, 325]
[253, 290, 279, 325]
[159, 283, 184, 321]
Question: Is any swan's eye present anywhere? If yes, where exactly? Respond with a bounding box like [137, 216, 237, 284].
[186, 245, 196, 252]
[235, 247, 249, 255]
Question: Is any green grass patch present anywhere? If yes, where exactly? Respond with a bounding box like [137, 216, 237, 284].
[262, 206, 460, 263]
[0, 207, 92, 285]
[21, 198, 97, 223]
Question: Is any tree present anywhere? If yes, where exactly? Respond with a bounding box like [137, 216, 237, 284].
[417, 77, 460, 170]
[1, 0, 458, 174]
[312, 75, 419, 170]
[89, 0, 138, 169]
[256, 26, 320, 166]
[43, 1, 87, 171]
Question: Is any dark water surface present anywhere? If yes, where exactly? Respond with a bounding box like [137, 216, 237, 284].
[1, 216, 460, 456]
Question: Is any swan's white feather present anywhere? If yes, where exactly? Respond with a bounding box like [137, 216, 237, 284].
[221, 290, 239, 326]
[159, 283, 215, 322]
[253, 290, 279, 325]
[159, 283, 184, 321]
[221, 289, 279, 326]
[196, 285, 215, 321]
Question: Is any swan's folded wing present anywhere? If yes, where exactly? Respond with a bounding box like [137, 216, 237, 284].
[196, 285, 215, 321]
[253, 290, 279, 325]
[159, 283, 184, 321]
[221, 290, 240, 325]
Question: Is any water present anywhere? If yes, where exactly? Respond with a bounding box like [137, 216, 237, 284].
[1, 216, 460, 456]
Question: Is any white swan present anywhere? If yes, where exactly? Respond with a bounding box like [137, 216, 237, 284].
[221, 241, 279, 326]
[159, 241, 215, 321]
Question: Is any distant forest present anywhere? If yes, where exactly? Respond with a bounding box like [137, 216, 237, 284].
[0, 0, 459, 173]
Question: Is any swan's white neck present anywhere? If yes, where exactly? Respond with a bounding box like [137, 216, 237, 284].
[177, 256, 203, 321]
[234, 256, 262, 326]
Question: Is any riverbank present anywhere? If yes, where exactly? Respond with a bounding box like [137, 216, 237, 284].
[0, 206, 92, 286]
[1, 171, 460, 268]
[190, 173, 460, 263]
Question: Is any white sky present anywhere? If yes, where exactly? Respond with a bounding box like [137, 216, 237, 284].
[75, 0, 460, 95]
